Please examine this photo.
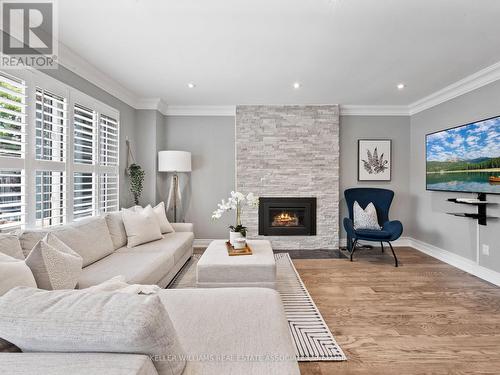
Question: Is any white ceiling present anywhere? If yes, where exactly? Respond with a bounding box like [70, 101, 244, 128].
[58, 0, 500, 107]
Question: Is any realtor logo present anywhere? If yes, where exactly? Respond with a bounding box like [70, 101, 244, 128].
[0, 0, 58, 68]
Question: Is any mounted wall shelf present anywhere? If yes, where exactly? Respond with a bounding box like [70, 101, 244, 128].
[446, 193, 498, 226]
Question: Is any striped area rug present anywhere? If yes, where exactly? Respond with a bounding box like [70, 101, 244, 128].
[169, 252, 346, 361]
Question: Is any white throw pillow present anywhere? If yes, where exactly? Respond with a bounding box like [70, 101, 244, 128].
[152, 202, 175, 233]
[122, 205, 163, 248]
[353, 201, 381, 230]
[25, 233, 83, 290]
[105, 211, 128, 249]
[0, 234, 24, 260]
[133, 203, 175, 234]
[0, 287, 186, 375]
[0, 253, 36, 296]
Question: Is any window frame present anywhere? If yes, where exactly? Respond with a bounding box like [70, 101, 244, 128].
[0, 68, 120, 229]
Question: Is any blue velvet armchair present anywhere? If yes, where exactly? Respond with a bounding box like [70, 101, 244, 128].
[343, 188, 403, 267]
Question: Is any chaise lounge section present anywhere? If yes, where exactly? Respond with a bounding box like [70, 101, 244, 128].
[0, 212, 300, 374]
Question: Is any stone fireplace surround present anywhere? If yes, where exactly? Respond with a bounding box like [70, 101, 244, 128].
[236, 105, 339, 250]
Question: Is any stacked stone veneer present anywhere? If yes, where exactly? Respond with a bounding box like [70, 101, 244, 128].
[235, 105, 339, 249]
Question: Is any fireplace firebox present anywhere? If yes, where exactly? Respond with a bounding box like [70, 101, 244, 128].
[259, 197, 316, 236]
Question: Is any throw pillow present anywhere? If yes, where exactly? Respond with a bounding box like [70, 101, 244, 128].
[122, 205, 163, 248]
[0, 287, 186, 375]
[105, 211, 128, 249]
[132, 203, 175, 234]
[0, 253, 36, 296]
[0, 234, 24, 260]
[353, 201, 381, 230]
[152, 202, 175, 234]
[25, 233, 83, 290]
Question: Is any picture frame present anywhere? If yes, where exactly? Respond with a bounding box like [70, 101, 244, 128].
[358, 139, 392, 181]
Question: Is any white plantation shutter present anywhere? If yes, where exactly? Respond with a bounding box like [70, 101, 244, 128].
[99, 173, 118, 213]
[0, 169, 25, 230]
[74, 104, 96, 164]
[73, 172, 96, 219]
[99, 114, 119, 166]
[35, 170, 65, 227]
[0, 72, 26, 158]
[0, 69, 120, 230]
[35, 88, 67, 162]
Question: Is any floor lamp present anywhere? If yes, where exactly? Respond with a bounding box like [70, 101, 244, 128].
[158, 151, 192, 222]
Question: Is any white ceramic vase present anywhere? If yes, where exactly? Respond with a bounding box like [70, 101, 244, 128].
[229, 231, 244, 246]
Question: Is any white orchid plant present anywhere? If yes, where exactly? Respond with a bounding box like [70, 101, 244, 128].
[212, 191, 259, 236]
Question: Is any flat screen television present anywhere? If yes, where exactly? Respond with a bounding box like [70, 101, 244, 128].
[426, 115, 500, 194]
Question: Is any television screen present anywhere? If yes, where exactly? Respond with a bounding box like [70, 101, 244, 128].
[426, 115, 500, 194]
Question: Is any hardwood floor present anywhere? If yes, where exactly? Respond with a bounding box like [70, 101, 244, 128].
[294, 247, 500, 375]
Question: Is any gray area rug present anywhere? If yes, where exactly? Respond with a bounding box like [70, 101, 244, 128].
[169, 252, 347, 361]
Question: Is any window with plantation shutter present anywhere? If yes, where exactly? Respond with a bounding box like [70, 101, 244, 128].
[0, 72, 26, 158]
[0, 69, 120, 230]
[35, 170, 65, 227]
[99, 172, 118, 213]
[99, 114, 118, 166]
[0, 169, 24, 230]
[35, 88, 67, 162]
[74, 104, 96, 164]
[73, 172, 95, 219]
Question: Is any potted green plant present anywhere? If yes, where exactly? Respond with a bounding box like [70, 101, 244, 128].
[128, 163, 145, 205]
[212, 191, 259, 245]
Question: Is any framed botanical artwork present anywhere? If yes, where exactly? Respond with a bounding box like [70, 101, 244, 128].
[358, 139, 392, 181]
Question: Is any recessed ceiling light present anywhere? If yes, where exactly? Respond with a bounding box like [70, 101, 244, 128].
[293, 82, 301, 89]
[397, 83, 405, 90]
[187, 83, 196, 89]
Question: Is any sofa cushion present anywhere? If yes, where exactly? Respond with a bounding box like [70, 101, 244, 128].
[0, 253, 36, 296]
[105, 211, 128, 250]
[52, 217, 115, 267]
[0, 234, 24, 260]
[18, 229, 48, 258]
[18, 217, 115, 267]
[158, 288, 300, 375]
[25, 233, 83, 290]
[122, 206, 163, 248]
[0, 287, 186, 375]
[0, 353, 158, 375]
[118, 232, 194, 265]
[78, 249, 175, 289]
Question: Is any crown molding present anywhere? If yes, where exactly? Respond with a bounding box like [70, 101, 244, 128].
[57, 43, 140, 108]
[164, 105, 236, 116]
[409, 61, 500, 115]
[340, 105, 409, 116]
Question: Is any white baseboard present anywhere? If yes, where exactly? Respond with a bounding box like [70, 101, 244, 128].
[408, 237, 500, 287]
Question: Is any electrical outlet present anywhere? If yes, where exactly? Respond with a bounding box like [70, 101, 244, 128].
[482, 244, 490, 256]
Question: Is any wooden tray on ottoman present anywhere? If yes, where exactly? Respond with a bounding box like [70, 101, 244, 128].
[225, 241, 253, 256]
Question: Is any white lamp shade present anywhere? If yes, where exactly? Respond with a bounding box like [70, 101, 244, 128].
[158, 151, 192, 172]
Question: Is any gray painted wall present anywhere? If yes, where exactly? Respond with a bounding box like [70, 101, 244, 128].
[40, 66, 136, 208]
[409, 80, 500, 273]
[162, 116, 235, 238]
[134, 110, 161, 206]
[339, 115, 411, 240]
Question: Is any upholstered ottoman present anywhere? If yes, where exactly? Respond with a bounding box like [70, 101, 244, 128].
[196, 240, 277, 289]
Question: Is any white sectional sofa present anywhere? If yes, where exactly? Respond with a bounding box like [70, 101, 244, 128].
[0, 213, 300, 375]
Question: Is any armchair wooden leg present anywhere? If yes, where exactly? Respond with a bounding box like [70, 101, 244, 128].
[380, 242, 384, 253]
[387, 242, 398, 267]
[350, 240, 358, 262]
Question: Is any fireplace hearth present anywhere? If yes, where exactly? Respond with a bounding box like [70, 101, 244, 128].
[259, 197, 316, 236]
